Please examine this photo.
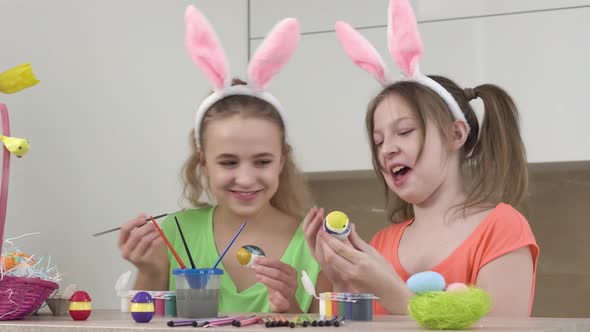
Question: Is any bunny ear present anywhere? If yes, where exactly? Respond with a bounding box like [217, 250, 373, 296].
[335, 21, 390, 85]
[248, 18, 300, 90]
[387, 0, 423, 77]
[185, 5, 229, 90]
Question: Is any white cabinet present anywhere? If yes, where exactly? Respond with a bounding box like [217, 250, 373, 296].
[253, 5, 590, 172]
[250, 0, 590, 36]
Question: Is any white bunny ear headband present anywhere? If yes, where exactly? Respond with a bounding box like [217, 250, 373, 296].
[334, 0, 469, 132]
[185, 5, 300, 144]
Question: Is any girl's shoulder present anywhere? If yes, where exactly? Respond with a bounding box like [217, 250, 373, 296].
[369, 219, 413, 251]
[476, 203, 538, 266]
[484, 203, 531, 232]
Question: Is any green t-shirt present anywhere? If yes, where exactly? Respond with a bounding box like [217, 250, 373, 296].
[161, 206, 320, 313]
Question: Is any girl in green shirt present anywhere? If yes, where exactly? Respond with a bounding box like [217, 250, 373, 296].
[118, 6, 330, 313]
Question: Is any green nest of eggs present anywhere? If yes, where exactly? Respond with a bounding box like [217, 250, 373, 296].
[408, 287, 491, 330]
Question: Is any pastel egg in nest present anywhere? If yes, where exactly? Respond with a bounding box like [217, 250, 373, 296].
[408, 286, 491, 330]
[407, 272, 491, 330]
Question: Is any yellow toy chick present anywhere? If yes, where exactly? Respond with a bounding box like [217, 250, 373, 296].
[0, 135, 30, 158]
[0, 64, 40, 94]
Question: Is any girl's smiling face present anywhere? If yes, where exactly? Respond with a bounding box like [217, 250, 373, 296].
[201, 115, 284, 218]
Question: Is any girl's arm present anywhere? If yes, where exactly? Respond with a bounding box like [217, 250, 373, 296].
[476, 247, 533, 316]
[119, 214, 171, 291]
[134, 268, 169, 291]
[304, 209, 413, 314]
[318, 226, 414, 314]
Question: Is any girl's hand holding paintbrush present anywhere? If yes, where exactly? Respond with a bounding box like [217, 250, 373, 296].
[118, 214, 169, 290]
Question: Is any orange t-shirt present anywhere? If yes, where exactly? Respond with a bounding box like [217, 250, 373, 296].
[369, 203, 539, 315]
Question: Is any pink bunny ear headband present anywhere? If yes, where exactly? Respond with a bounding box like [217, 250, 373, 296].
[335, 0, 469, 132]
[185, 5, 300, 145]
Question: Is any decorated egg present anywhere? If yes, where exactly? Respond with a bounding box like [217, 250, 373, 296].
[323, 211, 351, 240]
[407, 271, 446, 294]
[446, 282, 469, 292]
[130, 291, 155, 323]
[408, 287, 491, 330]
[236, 245, 266, 268]
[1, 252, 35, 271]
[69, 291, 92, 321]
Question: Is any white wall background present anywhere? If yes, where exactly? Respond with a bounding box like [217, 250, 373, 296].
[0, 0, 588, 309]
[0, 0, 248, 309]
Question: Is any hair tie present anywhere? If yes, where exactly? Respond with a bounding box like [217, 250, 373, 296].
[463, 88, 478, 101]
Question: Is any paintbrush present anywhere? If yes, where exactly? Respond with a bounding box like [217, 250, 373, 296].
[92, 212, 174, 237]
[175, 216, 196, 268]
[212, 221, 246, 269]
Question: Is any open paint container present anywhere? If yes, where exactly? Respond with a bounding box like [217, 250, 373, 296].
[319, 292, 376, 321]
[121, 290, 176, 317]
[301, 270, 378, 321]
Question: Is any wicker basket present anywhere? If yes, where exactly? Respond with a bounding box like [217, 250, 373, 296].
[0, 275, 59, 320]
[0, 79, 57, 320]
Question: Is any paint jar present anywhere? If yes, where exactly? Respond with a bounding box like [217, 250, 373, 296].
[153, 291, 176, 317]
[119, 291, 133, 313]
[164, 292, 177, 317]
[347, 294, 374, 321]
[319, 292, 375, 321]
[153, 291, 166, 316]
[173, 268, 223, 319]
[46, 298, 70, 316]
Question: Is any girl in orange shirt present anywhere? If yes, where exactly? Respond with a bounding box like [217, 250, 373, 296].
[303, 0, 538, 316]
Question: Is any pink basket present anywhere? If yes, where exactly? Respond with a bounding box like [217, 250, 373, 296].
[0, 275, 58, 320]
[0, 86, 57, 320]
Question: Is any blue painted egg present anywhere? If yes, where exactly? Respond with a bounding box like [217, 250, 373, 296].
[130, 291, 154, 323]
[131, 291, 152, 304]
[407, 271, 446, 294]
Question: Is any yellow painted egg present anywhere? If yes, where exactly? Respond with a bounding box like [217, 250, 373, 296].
[324, 211, 351, 240]
[236, 245, 266, 268]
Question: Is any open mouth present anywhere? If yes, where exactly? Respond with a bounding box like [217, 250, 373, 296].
[391, 165, 411, 184]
